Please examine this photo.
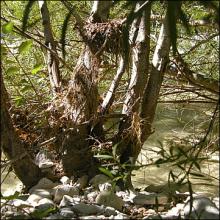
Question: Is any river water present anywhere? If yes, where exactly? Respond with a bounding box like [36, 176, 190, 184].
[1, 103, 219, 197]
[132, 103, 219, 197]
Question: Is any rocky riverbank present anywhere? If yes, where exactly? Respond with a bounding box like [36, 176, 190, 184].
[1, 175, 219, 219]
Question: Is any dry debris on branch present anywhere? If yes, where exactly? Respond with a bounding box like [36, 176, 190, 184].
[83, 20, 124, 55]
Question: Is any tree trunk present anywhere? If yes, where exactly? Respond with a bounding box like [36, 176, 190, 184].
[61, 1, 112, 177]
[1, 71, 42, 190]
[38, 0, 61, 94]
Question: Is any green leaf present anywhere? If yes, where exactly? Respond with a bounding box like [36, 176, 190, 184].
[31, 64, 43, 74]
[21, 85, 32, 93]
[2, 22, 14, 34]
[112, 143, 119, 159]
[6, 66, 19, 75]
[31, 206, 57, 219]
[99, 167, 114, 179]
[94, 154, 113, 160]
[1, 45, 7, 56]
[18, 40, 33, 54]
[14, 96, 25, 107]
[5, 59, 15, 64]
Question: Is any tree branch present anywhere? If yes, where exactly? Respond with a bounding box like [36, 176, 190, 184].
[101, 56, 126, 114]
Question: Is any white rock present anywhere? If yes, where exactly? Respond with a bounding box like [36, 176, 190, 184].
[54, 185, 79, 203]
[35, 150, 54, 168]
[71, 203, 103, 215]
[60, 207, 75, 218]
[27, 194, 44, 207]
[184, 195, 219, 219]
[86, 191, 99, 202]
[29, 178, 56, 193]
[113, 212, 129, 219]
[213, 197, 219, 209]
[39, 161, 54, 169]
[80, 215, 106, 219]
[60, 176, 70, 185]
[96, 191, 124, 211]
[31, 189, 52, 199]
[98, 182, 112, 191]
[59, 195, 74, 207]
[38, 198, 54, 206]
[89, 174, 110, 187]
[104, 206, 117, 216]
[11, 199, 32, 208]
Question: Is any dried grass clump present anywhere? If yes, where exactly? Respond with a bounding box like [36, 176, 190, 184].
[83, 19, 123, 54]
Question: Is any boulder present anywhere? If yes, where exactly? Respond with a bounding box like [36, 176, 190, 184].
[59, 195, 74, 207]
[27, 194, 44, 207]
[184, 195, 219, 219]
[60, 176, 70, 185]
[60, 207, 76, 218]
[31, 189, 52, 199]
[75, 175, 88, 189]
[89, 174, 110, 187]
[53, 185, 79, 203]
[96, 191, 124, 211]
[71, 203, 103, 215]
[36, 198, 55, 211]
[35, 150, 54, 169]
[29, 178, 56, 193]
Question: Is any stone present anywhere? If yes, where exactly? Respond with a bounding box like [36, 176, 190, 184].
[113, 212, 129, 219]
[213, 197, 219, 209]
[98, 182, 112, 191]
[29, 178, 56, 193]
[59, 195, 74, 207]
[54, 185, 79, 203]
[75, 175, 88, 189]
[31, 189, 52, 199]
[60, 176, 70, 185]
[133, 192, 168, 205]
[35, 198, 55, 211]
[11, 199, 32, 208]
[27, 194, 44, 207]
[86, 191, 99, 202]
[45, 213, 64, 219]
[104, 206, 118, 216]
[184, 195, 219, 219]
[37, 198, 55, 206]
[39, 161, 54, 169]
[89, 174, 110, 187]
[35, 150, 54, 168]
[80, 215, 106, 219]
[71, 203, 103, 215]
[96, 191, 124, 211]
[60, 207, 75, 218]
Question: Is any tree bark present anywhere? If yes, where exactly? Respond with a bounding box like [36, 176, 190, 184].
[140, 8, 173, 142]
[1, 71, 42, 190]
[38, 0, 61, 94]
[61, 1, 113, 177]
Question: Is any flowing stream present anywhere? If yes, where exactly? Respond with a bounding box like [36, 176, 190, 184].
[1, 103, 219, 197]
[132, 103, 219, 197]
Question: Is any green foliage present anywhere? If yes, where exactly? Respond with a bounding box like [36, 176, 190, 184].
[2, 21, 14, 34]
[31, 206, 57, 219]
[18, 40, 33, 54]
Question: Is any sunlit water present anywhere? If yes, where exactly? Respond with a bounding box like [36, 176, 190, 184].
[132, 103, 219, 197]
[1, 103, 219, 197]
